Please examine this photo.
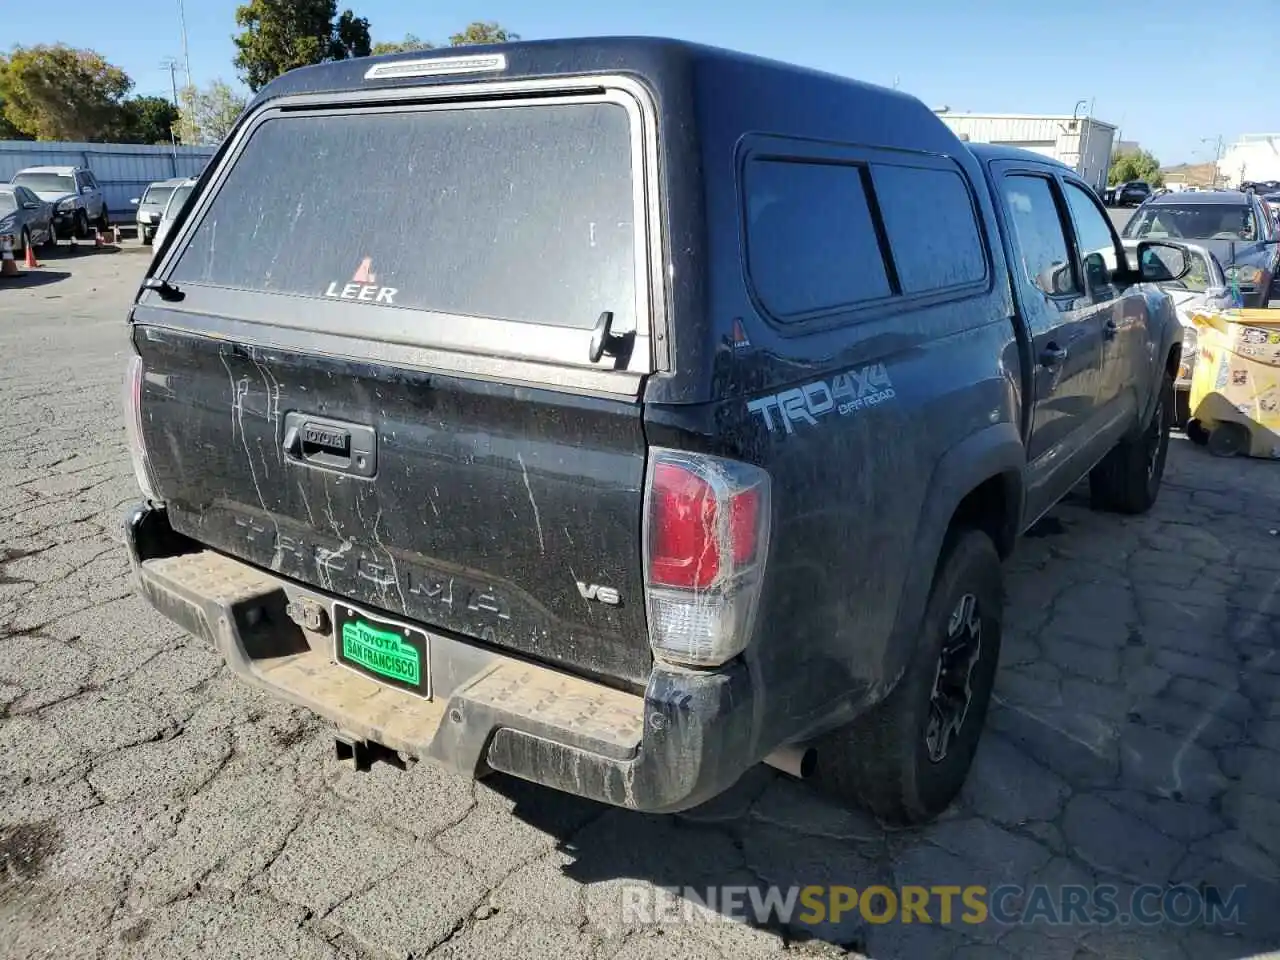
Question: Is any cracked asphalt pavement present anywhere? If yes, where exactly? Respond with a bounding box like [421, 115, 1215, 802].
[2, 247, 1279, 960]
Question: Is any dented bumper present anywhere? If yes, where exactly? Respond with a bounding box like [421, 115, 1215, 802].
[124, 502, 757, 812]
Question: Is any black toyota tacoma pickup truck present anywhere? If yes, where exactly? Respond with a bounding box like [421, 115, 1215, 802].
[123, 38, 1186, 824]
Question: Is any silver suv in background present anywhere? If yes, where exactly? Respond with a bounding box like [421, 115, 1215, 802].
[132, 178, 187, 244]
[9, 166, 110, 240]
[152, 179, 197, 249]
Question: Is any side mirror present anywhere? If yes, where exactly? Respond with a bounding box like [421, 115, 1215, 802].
[1083, 251, 1110, 288]
[22, 201, 38, 210]
[1137, 240, 1190, 282]
[1036, 261, 1075, 296]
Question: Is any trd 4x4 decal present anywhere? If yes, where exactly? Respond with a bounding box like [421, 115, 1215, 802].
[747, 363, 896, 434]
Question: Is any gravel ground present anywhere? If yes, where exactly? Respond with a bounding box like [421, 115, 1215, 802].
[1, 243, 1278, 960]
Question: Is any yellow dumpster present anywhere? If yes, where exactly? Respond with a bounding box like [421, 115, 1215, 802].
[1186, 308, 1280, 458]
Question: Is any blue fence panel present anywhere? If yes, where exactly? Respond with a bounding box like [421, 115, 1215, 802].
[0, 140, 216, 218]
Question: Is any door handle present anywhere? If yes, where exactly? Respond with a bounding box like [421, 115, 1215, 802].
[1103, 319, 1118, 340]
[1039, 343, 1069, 368]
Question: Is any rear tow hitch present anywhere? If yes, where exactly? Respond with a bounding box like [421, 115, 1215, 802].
[334, 732, 375, 771]
[334, 732, 407, 772]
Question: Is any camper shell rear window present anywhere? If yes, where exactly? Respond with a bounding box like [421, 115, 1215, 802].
[164, 95, 647, 366]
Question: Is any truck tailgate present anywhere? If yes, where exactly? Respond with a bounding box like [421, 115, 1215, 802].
[133, 326, 653, 689]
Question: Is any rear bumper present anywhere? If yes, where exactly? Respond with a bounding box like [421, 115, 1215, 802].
[124, 502, 757, 812]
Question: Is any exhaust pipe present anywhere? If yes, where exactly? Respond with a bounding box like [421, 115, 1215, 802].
[764, 744, 816, 779]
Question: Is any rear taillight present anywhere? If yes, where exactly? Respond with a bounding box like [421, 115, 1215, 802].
[123, 354, 163, 504]
[643, 449, 771, 667]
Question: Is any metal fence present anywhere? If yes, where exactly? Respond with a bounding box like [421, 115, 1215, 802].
[0, 140, 217, 218]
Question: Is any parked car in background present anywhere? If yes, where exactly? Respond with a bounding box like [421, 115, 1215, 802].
[0, 184, 56, 255]
[1242, 180, 1280, 195]
[124, 38, 1186, 826]
[1122, 190, 1280, 308]
[1262, 192, 1280, 227]
[132, 178, 187, 244]
[1112, 181, 1153, 207]
[9, 166, 109, 240]
[1123, 239, 1232, 425]
[151, 179, 197, 249]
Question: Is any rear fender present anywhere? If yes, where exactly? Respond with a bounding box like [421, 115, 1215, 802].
[878, 422, 1025, 696]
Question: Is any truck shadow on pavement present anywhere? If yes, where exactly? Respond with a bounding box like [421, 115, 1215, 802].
[0, 269, 72, 289]
[490, 439, 1280, 960]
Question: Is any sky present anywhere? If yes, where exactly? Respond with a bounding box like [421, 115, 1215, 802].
[2, 0, 1258, 165]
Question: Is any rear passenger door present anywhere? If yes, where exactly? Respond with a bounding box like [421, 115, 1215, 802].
[995, 169, 1104, 515]
[1060, 177, 1146, 438]
[77, 171, 103, 220]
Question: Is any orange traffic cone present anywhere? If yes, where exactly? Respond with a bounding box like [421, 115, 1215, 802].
[0, 236, 17, 276]
[24, 243, 39, 269]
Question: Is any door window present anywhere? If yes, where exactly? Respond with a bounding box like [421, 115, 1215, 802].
[1063, 181, 1122, 291]
[1002, 176, 1079, 298]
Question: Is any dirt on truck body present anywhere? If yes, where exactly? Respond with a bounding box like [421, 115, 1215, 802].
[125, 37, 1186, 823]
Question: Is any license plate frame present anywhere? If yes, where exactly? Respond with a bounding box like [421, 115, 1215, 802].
[333, 602, 431, 699]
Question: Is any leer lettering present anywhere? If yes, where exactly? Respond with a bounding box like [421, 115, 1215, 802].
[323, 281, 398, 305]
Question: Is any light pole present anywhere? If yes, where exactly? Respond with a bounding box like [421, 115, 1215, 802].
[1072, 99, 1095, 186]
[1201, 135, 1224, 188]
[161, 58, 180, 167]
[177, 0, 193, 143]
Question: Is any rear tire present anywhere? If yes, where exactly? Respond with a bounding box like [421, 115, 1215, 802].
[813, 528, 1003, 825]
[73, 210, 88, 240]
[1089, 372, 1173, 514]
[96, 207, 109, 231]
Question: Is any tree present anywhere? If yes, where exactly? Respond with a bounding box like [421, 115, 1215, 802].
[115, 95, 180, 145]
[449, 22, 520, 46]
[232, 0, 372, 92]
[0, 44, 132, 141]
[179, 79, 248, 145]
[371, 33, 435, 55]
[1109, 148, 1164, 188]
[0, 94, 29, 140]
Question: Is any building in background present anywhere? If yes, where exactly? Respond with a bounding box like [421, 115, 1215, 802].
[1217, 134, 1280, 188]
[933, 111, 1117, 192]
[1113, 139, 1141, 155]
[1161, 162, 1219, 191]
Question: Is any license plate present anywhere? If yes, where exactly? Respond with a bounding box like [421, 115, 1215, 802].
[333, 604, 430, 697]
